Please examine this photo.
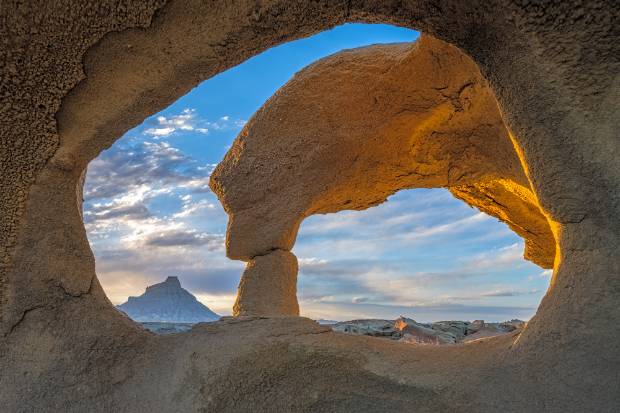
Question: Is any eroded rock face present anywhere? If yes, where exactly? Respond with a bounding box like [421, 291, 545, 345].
[1, 1, 618, 412]
[211, 36, 556, 315]
[233, 250, 299, 316]
[211, 36, 555, 269]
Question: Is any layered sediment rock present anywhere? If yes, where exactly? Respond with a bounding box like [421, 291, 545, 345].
[333, 318, 525, 345]
[233, 250, 299, 316]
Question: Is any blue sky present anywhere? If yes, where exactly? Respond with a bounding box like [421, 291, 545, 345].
[84, 24, 551, 322]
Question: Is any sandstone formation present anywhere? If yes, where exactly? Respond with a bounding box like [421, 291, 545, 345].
[1, 1, 618, 412]
[117, 276, 220, 323]
[210, 36, 558, 316]
[233, 249, 299, 316]
[212, 37, 555, 266]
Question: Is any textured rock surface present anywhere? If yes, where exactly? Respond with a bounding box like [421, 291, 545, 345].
[332, 319, 398, 337]
[0, 1, 618, 412]
[117, 276, 219, 323]
[211, 36, 555, 269]
[233, 250, 299, 316]
[140, 321, 195, 335]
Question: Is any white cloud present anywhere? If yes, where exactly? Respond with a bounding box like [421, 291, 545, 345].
[145, 109, 195, 136]
[173, 198, 217, 219]
[298, 257, 328, 268]
[479, 288, 541, 297]
[145, 126, 176, 136]
[142, 108, 245, 137]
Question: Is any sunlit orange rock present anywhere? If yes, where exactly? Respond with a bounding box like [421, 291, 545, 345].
[211, 36, 556, 315]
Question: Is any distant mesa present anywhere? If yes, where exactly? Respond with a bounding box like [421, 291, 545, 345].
[117, 276, 220, 323]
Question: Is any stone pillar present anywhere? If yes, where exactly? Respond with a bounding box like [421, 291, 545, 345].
[233, 249, 299, 316]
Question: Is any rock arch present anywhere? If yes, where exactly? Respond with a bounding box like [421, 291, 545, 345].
[210, 35, 556, 316]
[1, 1, 618, 411]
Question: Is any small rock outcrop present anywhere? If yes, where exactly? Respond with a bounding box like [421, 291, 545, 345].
[117, 276, 219, 323]
[233, 250, 299, 316]
[332, 318, 526, 345]
[210, 35, 556, 317]
[331, 319, 398, 337]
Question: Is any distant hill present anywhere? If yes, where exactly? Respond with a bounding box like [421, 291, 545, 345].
[117, 276, 220, 323]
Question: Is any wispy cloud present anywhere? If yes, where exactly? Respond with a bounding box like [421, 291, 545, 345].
[143, 109, 245, 137]
[85, 140, 211, 202]
[480, 288, 541, 297]
[143, 229, 224, 251]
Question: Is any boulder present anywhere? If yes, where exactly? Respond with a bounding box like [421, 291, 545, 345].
[467, 320, 486, 334]
[430, 321, 470, 341]
[233, 250, 299, 316]
[394, 317, 457, 344]
[332, 319, 398, 337]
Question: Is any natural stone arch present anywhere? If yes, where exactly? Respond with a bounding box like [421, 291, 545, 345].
[1, 1, 618, 411]
[210, 35, 556, 316]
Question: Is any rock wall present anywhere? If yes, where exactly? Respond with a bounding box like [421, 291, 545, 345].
[1, 1, 618, 412]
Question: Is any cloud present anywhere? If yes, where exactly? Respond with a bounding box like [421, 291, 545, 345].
[295, 239, 535, 310]
[143, 229, 224, 251]
[173, 198, 217, 219]
[457, 243, 524, 273]
[480, 288, 541, 297]
[143, 109, 245, 137]
[298, 257, 328, 268]
[85, 140, 208, 202]
[295, 189, 514, 263]
[84, 201, 152, 222]
[145, 126, 176, 136]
